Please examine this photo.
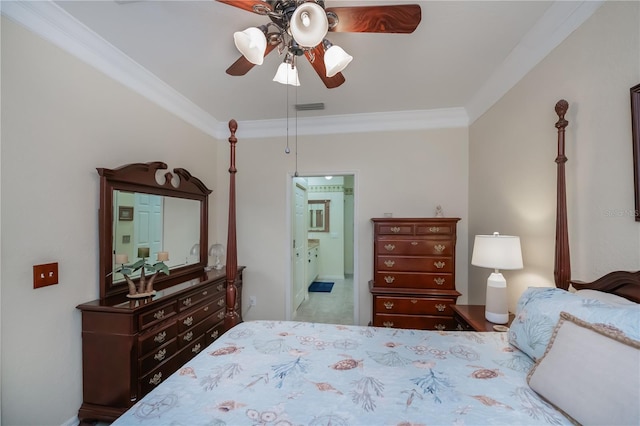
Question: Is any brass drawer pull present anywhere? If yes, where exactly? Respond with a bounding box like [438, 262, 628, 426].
[383, 321, 394, 327]
[429, 227, 440, 233]
[218, 299, 225, 307]
[154, 331, 166, 343]
[183, 316, 194, 327]
[149, 372, 162, 385]
[384, 260, 395, 268]
[434, 244, 445, 253]
[204, 306, 209, 312]
[183, 298, 192, 307]
[184, 331, 194, 342]
[153, 310, 165, 320]
[210, 330, 219, 340]
[217, 311, 224, 319]
[435, 324, 446, 331]
[384, 276, 395, 284]
[202, 290, 208, 296]
[192, 343, 202, 354]
[434, 261, 445, 269]
[384, 244, 395, 251]
[217, 284, 223, 292]
[435, 304, 446, 312]
[434, 277, 445, 286]
[154, 348, 166, 361]
[410, 299, 418, 304]
[390, 227, 401, 233]
[383, 301, 394, 310]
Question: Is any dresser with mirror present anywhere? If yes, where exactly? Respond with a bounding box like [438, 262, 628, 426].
[76, 162, 243, 424]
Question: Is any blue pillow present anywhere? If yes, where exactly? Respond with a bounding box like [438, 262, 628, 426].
[509, 287, 640, 361]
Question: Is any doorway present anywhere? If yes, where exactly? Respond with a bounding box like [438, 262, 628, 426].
[287, 174, 357, 325]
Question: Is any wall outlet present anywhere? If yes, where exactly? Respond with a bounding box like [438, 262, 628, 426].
[33, 262, 59, 288]
[249, 296, 257, 307]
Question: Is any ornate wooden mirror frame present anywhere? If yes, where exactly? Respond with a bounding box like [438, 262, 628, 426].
[98, 162, 212, 299]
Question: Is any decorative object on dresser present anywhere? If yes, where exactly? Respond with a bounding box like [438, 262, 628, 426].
[451, 304, 515, 332]
[369, 217, 461, 330]
[471, 232, 523, 324]
[77, 155, 244, 424]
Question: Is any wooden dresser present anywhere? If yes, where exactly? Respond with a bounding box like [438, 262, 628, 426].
[76, 268, 243, 424]
[370, 218, 460, 330]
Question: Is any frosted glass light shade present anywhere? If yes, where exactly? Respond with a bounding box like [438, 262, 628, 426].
[290, 2, 328, 48]
[273, 62, 300, 86]
[324, 45, 353, 77]
[233, 27, 267, 65]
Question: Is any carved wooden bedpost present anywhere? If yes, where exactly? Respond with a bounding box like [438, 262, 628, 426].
[225, 119, 241, 329]
[554, 100, 571, 290]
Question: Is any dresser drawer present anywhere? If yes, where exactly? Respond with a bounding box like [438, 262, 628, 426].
[138, 321, 178, 355]
[377, 239, 454, 256]
[375, 223, 415, 235]
[374, 272, 455, 289]
[373, 314, 457, 331]
[139, 301, 177, 330]
[178, 335, 206, 365]
[139, 355, 179, 397]
[374, 296, 456, 316]
[205, 320, 226, 346]
[376, 256, 453, 273]
[178, 313, 218, 348]
[178, 297, 224, 332]
[139, 339, 178, 376]
[179, 282, 224, 311]
[415, 224, 455, 235]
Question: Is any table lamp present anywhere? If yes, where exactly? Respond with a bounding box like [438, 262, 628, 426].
[471, 232, 523, 324]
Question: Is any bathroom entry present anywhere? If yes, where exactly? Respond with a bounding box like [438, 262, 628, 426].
[289, 174, 356, 324]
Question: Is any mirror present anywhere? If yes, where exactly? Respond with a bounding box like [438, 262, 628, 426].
[98, 162, 211, 299]
[309, 199, 330, 232]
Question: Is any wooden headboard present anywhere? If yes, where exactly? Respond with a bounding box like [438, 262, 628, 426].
[552, 100, 640, 303]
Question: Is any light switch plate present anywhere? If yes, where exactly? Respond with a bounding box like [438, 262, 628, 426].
[33, 262, 59, 288]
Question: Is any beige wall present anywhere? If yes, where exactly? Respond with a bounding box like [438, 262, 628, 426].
[217, 128, 471, 326]
[1, 18, 219, 425]
[469, 1, 640, 310]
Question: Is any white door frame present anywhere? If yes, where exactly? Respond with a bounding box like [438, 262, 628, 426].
[284, 171, 359, 325]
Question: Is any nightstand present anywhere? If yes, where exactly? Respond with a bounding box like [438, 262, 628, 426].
[451, 305, 514, 332]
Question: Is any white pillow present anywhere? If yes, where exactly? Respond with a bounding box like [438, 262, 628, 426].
[527, 311, 640, 426]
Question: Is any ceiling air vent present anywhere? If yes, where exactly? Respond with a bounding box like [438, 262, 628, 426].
[295, 103, 325, 111]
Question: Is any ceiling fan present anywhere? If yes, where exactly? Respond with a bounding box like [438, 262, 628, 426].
[218, 0, 421, 88]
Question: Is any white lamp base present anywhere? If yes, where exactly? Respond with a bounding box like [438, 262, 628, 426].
[485, 272, 509, 324]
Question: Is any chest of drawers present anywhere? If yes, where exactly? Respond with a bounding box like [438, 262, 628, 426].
[76, 268, 243, 424]
[370, 218, 460, 330]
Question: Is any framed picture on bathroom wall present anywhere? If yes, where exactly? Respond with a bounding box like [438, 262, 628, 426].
[119, 206, 134, 221]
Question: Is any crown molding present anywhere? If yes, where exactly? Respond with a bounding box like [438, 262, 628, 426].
[465, 0, 604, 124]
[2, 1, 601, 138]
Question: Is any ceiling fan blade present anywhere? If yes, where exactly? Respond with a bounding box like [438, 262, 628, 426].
[216, 0, 272, 14]
[226, 43, 277, 76]
[304, 46, 345, 89]
[326, 4, 421, 33]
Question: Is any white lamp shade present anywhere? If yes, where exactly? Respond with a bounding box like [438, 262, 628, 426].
[233, 27, 267, 65]
[289, 2, 328, 48]
[273, 62, 300, 86]
[471, 233, 523, 270]
[324, 45, 353, 77]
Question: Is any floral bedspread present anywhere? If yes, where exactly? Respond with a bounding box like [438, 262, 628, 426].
[113, 320, 571, 425]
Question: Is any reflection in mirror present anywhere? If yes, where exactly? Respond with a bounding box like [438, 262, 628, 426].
[309, 199, 330, 232]
[112, 191, 201, 283]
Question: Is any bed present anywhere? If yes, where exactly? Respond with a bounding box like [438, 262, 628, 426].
[111, 103, 640, 425]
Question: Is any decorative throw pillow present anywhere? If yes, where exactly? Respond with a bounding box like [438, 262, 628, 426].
[527, 312, 640, 425]
[575, 289, 637, 305]
[509, 287, 640, 360]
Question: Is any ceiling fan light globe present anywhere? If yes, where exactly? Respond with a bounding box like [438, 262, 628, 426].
[273, 62, 300, 86]
[290, 2, 328, 48]
[233, 27, 267, 65]
[324, 45, 353, 77]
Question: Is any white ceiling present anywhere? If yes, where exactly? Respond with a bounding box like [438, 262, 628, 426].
[3, 1, 602, 137]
